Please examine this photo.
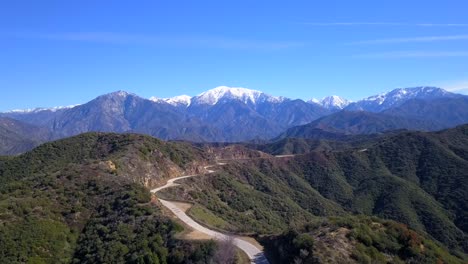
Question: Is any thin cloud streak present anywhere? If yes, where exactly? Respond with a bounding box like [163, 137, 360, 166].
[302, 22, 468, 27]
[12, 32, 305, 50]
[440, 81, 468, 94]
[352, 51, 468, 59]
[351, 35, 468, 45]
[303, 22, 405, 26]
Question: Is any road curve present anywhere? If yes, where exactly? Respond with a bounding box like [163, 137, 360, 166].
[151, 165, 269, 264]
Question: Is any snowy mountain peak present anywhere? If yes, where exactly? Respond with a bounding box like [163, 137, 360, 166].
[150, 95, 192, 106]
[193, 86, 285, 105]
[309, 95, 350, 109]
[109, 90, 132, 97]
[321, 95, 351, 109]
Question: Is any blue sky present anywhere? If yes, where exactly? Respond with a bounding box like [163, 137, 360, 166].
[1, 0, 468, 111]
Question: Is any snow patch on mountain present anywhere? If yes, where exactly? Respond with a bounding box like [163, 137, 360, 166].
[7, 105, 80, 114]
[150, 95, 192, 106]
[309, 98, 320, 104]
[363, 87, 449, 104]
[114, 90, 130, 97]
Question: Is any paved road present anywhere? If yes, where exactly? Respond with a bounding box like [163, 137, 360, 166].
[151, 165, 269, 264]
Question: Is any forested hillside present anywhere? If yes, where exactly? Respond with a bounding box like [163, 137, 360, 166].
[160, 125, 468, 261]
[262, 216, 464, 264]
[0, 133, 218, 263]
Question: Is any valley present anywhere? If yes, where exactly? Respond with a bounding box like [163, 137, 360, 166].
[152, 159, 297, 263]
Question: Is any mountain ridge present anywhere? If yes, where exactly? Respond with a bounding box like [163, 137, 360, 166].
[2, 85, 465, 114]
[345, 86, 462, 112]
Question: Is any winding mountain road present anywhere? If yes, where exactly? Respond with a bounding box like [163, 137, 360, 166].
[151, 165, 270, 264]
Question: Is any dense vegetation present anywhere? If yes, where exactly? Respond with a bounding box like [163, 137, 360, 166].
[250, 132, 390, 155]
[0, 133, 219, 263]
[161, 125, 468, 261]
[279, 110, 437, 136]
[262, 216, 464, 264]
[159, 162, 342, 234]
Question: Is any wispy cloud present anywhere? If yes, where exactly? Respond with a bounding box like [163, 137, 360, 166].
[352, 51, 468, 59]
[302, 22, 468, 27]
[351, 34, 468, 45]
[438, 80, 468, 94]
[12, 32, 304, 51]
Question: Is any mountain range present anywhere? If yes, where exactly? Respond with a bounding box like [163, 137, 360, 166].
[1, 86, 467, 155]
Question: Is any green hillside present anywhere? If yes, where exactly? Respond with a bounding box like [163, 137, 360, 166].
[160, 125, 468, 261]
[262, 216, 465, 264]
[0, 133, 217, 264]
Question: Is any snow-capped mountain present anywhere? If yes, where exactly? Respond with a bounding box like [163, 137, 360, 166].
[191, 86, 286, 105]
[150, 86, 286, 107]
[1, 87, 330, 142]
[2, 85, 466, 147]
[345, 86, 460, 112]
[309, 95, 351, 110]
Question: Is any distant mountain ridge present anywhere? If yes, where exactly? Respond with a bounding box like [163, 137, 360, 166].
[279, 99, 468, 138]
[0, 86, 467, 154]
[0, 117, 51, 155]
[3, 86, 462, 114]
[0, 87, 331, 145]
[279, 110, 442, 137]
[345, 86, 460, 112]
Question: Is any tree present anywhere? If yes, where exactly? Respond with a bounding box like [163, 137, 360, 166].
[212, 238, 237, 264]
